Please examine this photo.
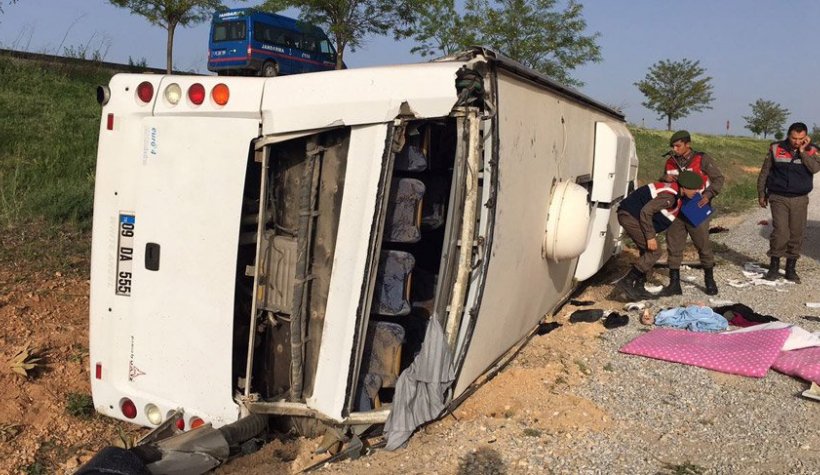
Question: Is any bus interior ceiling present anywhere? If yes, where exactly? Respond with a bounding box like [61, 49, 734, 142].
[232, 118, 463, 416]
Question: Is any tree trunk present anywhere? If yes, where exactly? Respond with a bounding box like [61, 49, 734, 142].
[335, 42, 345, 70]
[166, 22, 177, 74]
[666, 116, 672, 131]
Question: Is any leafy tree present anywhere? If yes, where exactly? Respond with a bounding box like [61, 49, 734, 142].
[635, 58, 714, 131]
[404, 0, 461, 58]
[260, 0, 417, 70]
[405, 0, 600, 87]
[742, 99, 789, 139]
[109, 0, 226, 73]
[810, 123, 820, 139]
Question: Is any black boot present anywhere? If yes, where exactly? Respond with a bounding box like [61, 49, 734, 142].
[615, 267, 652, 301]
[636, 272, 660, 300]
[785, 258, 801, 283]
[662, 268, 682, 296]
[764, 257, 780, 281]
[704, 267, 718, 295]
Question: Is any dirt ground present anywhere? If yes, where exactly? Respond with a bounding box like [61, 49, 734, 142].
[0, 225, 703, 474]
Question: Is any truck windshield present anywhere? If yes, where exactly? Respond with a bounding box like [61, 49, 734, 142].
[212, 20, 246, 42]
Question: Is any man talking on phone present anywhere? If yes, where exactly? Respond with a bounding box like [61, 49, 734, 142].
[758, 122, 820, 282]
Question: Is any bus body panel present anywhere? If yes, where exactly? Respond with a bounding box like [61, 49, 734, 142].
[90, 78, 260, 425]
[90, 52, 634, 434]
[260, 63, 462, 136]
[453, 71, 613, 396]
[304, 124, 390, 420]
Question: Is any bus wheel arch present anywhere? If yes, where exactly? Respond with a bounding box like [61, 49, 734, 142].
[261, 61, 278, 77]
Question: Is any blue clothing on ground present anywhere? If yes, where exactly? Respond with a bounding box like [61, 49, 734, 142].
[655, 305, 728, 332]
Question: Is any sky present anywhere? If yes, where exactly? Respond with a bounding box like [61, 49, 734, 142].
[1, 0, 817, 136]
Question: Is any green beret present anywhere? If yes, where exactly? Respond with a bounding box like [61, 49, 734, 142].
[677, 170, 703, 190]
[670, 130, 691, 145]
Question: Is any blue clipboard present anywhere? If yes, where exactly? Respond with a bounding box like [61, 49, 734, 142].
[680, 193, 713, 227]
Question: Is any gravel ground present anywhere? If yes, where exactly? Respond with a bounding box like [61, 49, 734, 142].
[222, 178, 820, 475]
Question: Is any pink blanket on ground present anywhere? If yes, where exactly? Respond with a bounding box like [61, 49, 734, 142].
[772, 347, 820, 384]
[620, 328, 792, 378]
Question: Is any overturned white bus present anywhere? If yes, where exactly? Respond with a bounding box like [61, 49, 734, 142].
[88, 48, 637, 455]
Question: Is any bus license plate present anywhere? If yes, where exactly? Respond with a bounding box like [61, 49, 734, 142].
[116, 213, 135, 296]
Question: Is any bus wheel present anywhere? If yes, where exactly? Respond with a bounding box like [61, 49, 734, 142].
[261, 62, 278, 77]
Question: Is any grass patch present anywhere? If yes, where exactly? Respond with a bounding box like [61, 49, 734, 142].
[522, 428, 541, 437]
[0, 221, 90, 275]
[66, 392, 94, 419]
[23, 462, 47, 475]
[0, 57, 112, 229]
[631, 127, 769, 214]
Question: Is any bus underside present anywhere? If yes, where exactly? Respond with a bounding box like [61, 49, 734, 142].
[235, 112, 479, 436]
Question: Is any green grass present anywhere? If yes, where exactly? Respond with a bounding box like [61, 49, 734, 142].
[0, 57, 112, 229]
[65, 392, 95, 419]
[631, 127, 770, 214]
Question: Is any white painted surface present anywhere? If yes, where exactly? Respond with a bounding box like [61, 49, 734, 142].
[542, 181, 591, 261]
[575, 206, 622, 281]
[260, 63, 462, 135]
[590, 122, 634, 203]
[454, 72, 622, 396]
[154, 76, 265, 120]
[90, 76, 258, 426]
[306, 124, 389, 420]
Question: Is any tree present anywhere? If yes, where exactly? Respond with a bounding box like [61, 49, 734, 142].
[109, 0, 225, 74]
[0, 0, 19, 14]
[260, 0, 416, 70]
[404, 0, 461, 58]
[743, 99, 789, 139]
[810, 123, 820, 139]
[405, 0, 600, 87]
[635, 58, 714, 131]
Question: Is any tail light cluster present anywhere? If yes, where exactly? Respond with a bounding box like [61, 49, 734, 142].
[134, 81, 230, 107]
[118, 397, 206, 430]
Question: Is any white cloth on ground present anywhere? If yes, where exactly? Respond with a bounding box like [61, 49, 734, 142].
[725, 322, 820, 351]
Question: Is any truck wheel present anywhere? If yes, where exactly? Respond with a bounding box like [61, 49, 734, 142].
[261, 62, 278, 77]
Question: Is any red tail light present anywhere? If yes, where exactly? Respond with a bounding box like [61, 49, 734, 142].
[121, 398, 137, 419]
[95, 362, 103, 379]
[188, 83, 205, 105]
[136, 81, 154, 103]
[190, 416, 205, 429]
[106, 114, 114, 131]
[175, 418, 185, 430]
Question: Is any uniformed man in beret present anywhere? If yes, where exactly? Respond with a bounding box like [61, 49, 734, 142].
[615, 170, 703, 301]
[758, 122, 820, 283]
[660, 130, 725, 296]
